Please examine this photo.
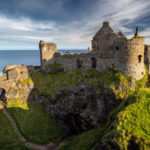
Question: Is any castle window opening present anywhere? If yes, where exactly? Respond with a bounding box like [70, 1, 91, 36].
[138, 55, 142, 63]
[115, 46, 119, 51]
[77, 59, 83, 68]
[91, 57, 97, 68]
[0, 88, 6, 104]
[20, 71, 23, 74]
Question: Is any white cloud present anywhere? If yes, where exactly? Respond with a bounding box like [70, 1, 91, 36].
[0, 0, 150, 50]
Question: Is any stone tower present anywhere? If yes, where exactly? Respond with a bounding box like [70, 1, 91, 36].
[39, 40, 57, 67]
[114, 27, 146, 80]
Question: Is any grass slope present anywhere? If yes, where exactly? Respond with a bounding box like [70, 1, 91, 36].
[8, 103, 65, 145]
[60, 125, 105, 150]
[0, 102, 65, 149]
[1, 67, 150, 150]
[0, 111, 29, 150]
[31, 68, 132, 99]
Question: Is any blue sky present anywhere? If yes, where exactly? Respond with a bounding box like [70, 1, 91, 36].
[0, 0, 150, 50]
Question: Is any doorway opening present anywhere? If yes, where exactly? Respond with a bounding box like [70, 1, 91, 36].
[0, 88, 6, 104]
[77, 59, 83, 68]
[91, 57, 97, 68]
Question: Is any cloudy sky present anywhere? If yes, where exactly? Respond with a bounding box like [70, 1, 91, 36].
[0, 0, 150, 50]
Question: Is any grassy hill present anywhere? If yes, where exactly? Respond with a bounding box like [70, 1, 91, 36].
[1, 67, 150, 150]
[0, 103, 65, 149]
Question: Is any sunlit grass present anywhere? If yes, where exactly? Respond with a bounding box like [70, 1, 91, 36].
[7, 98, 29, 110]
[8, 102, 65, 145]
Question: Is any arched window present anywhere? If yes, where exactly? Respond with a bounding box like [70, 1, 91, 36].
[138, 55, 142, 63]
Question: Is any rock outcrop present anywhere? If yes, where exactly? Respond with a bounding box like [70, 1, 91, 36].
[31, 83, 118, 134]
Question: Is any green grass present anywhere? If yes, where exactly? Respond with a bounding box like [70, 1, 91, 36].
[18, 77, 34, 87]
[0, 110, 29, 150]
[8, 103, 65, 145]
[7, 98, 29, 110]
[102, 88, 150, 150]
[2, 67, 149, 150]
[61, 125, 106, 150]
[31, 68, 132, 99]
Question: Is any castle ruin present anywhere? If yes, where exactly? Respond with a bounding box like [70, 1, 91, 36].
[40, 21, 150, 81]
[0, 21, 150, 92]
[0, 21, 150, 104]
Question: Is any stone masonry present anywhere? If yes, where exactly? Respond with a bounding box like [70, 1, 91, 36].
[0, 21, 149, 97]
[40, 21, 150, 81]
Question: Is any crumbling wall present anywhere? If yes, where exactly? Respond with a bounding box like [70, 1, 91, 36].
[54, 52, 115, 73]
[3, 65, 38, 81]
[92, 22, 116, 55]
[39, 40, 57, 67]
[144, 45, 150, 72]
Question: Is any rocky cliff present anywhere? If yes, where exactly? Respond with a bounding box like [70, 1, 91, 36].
[31, 83, 117, 134]
[5, 66, 150, 150]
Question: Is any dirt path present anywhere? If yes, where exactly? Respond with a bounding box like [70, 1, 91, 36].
[2, 107, 66, 150]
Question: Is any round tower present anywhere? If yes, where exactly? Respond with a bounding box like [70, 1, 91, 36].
[114, 28, 146, 80]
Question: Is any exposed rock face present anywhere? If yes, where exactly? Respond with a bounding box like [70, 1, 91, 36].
[31, 84, 117, 134]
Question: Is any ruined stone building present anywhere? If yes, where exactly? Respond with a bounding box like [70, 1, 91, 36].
[0, 21, 150, 102]
[0, 21, 150, 90]
[40, 21, 150, 81]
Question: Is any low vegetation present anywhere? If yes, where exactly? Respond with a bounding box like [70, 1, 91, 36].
[1, 66, 150, 150]
[60, 125, 106, 150]
[0, 110, 29, 150]
[31, 67, 133, 99]
[0, 102, 65, 149]
[101, 88, 150, 150]
[8, 103, 65, 144]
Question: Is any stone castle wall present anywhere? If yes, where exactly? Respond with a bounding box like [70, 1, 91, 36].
[39, 22, 150, 81]
[53, 52, 115, 73]
[3, 65, 37, 81]
[144, 45, 150, 72]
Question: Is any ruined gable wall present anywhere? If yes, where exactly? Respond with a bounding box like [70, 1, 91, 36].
[115, 37, 145, 80]
[92, 22, 116, 55]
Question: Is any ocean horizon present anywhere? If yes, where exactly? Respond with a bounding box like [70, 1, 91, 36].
[0, 49, 88, 72]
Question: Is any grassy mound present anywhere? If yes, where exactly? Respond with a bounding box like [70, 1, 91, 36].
[0, 102, 65, 149]
[8, 103, 65, 145]
[1, 67, 149, 150]
[102, 88, 150, 150]
[31, 68, 132, 99]
[0, 110, 29, 150]
[61, 125, 105, 150]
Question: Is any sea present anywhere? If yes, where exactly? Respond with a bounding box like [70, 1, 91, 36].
[0, 50, 88, 72]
